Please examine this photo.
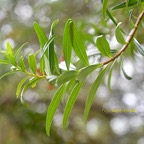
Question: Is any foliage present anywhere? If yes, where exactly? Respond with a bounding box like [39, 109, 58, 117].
[0, 0, 144, 136]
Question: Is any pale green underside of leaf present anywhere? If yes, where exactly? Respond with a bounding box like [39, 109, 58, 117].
[84, 65, 110, 121]
[46, 84, 66, 136]
[63, 82, 83, 128]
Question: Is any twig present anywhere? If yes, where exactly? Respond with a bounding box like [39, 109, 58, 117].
[102, 10, 144, 66]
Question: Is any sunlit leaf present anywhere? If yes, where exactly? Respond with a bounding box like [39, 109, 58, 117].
[57, 71, 78, 85]
[16, 77, 28, 98]
[28, 54, 37, 74]
[63, 19, 73, 70]
[102, 0, 108, 18]
[71, 21, 89, 66]
[133, 38, 144, 57]
[63, 82, 83, 128]
[77, 63, 103, 82]
[96, 35, 112, 58]
[46, 84, 66, 136]
[84, 64, 110, 121]
[33, 22, 48, 48]
[115, 22, 126, 44]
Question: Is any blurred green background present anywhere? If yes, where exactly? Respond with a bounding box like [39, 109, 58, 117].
[0, 0, 144, 144]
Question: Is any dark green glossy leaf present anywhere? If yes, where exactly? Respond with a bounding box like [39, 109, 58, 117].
[33, 22, 48, 48]
[57, 71, 78, 85]
[84, 65, 110, 121]
[115, 22, 126, 44]
[46, 84, 66, 136]
[96, 35, 112, 58]
[102, 0, 108, 18]
[28, 54, 37, 74]
[133, 38, 144, 56]
[16, 77, 28, 98]
[63, 19, 73, 70]
[63, 82, 83, 128]
[77, 63, 103, 82]
[71, 21, 89, 66]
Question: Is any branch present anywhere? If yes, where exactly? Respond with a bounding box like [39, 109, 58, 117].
[102, 10, 144, 66]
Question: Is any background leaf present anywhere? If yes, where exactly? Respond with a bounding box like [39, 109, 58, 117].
[102, 0, 108, 19]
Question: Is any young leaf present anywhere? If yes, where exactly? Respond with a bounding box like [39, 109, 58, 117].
[28, 54, 37, 74]
[19, 56, 26, 72]
[57, 71, 78, 85]
[63, 19, 73, 70]
[33, 22, 48, 48]
[63, 82, 83, 128]
[6, 42, 14, 56]
[115, 22, 126, 44]
[16, 77, 28, 98]
[84, 65, 110, 121]
[71, 21, 89, 66]
[77, 63, 103, 82]
[46, 84, 66, 136]
[102, 0, 108, 19]
[96, 35, 112, 58]
[133, 38, 144, 57]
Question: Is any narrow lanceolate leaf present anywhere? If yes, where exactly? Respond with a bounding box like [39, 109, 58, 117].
[48, 19, 59, 74]
[63, 19, 73, 70]
[0, 59, 10, 65]
[77, 63, 103, 82]
[33, 22, 48, 48]
[46, 84, 66, 136]
[6, 42, 14, 56]
[57, 71, 78, 86]
[16, 77, 28, 98]
[96, 35, 112, 58]
[106, 9, 117, 26]
[66, 78, 76, 93]
[15, 42, 28, 59]
[71, 21, 89, 66]
[122, 67, 132, 80]
[28, 54, 37, 74]
[115, 22, 126, 44]
[102, 0, 108, 19]
[133, 38, 144, 57]
[112, 0, 144, 10]
[40, 57, 45, 75]
[108, 61, 116, 91]
[84, 65, 110, 121]
[19, 56, 26, 72]
[63, 82, 83, 128]
[0, 71, 18, 80]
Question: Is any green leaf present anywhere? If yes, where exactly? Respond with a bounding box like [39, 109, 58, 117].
[66, 78, 76, 93]
[133, 38, 144, 57]
[71, 21, 89, 66]
[122, 67, 132, 80]
[48, 20, 59, 73]
[28, 54, 37, 74]
[40, 57, 45, 75]
[115, 22, 126, 44]
[15, 42, 28, 59]
[16, 77, 28, 98]
[77, 63, 103, 82]
[0, 70, 18, 80]
[106, 9, 117, 26]
[84, 65, 110, 121]
[33, 22, 48, 48]
[96, 35, 112, 58]
[6, 42, 14, 56]
[57, 71, 78, 85]
[46, 84, 66, 136]
[63, 82, 83, 128]
[102, 0, 108, 19]
[63, 19, 73, 70]
[112, 0, 144, 10]
[0, 59, 10, 65]
[108, 61, 116, 91]
[19, 56, 26, 72]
